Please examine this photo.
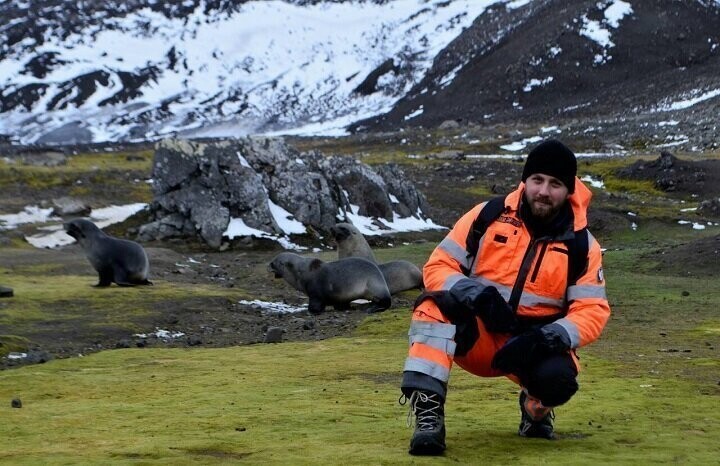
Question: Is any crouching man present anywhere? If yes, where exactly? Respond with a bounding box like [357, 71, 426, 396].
[400, 139, 610, 454]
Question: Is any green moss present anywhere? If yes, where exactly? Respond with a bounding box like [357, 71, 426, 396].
[1, 145, 719, 463]
[691, 322, 720, 336]
[0, 334, 718, 464]
[0, 274, 247, 337]
[0, 334, 31, 357]
[0, 150, 153, 194]
[464, 184, 496, 198]
[0, 236, 718, 463]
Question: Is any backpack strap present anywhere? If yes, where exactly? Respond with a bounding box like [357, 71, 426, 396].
[565, 227, 589, 286]
[463, 195, 507, 275]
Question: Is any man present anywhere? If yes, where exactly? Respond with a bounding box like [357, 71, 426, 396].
[400, 139, 610, 455]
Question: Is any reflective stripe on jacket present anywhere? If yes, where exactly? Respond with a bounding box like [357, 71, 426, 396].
[422, 177, 610, 349]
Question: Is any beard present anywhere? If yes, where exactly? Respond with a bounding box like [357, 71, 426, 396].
[527, 196, 563, 222]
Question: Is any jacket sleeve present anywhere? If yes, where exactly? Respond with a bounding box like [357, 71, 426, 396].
[423, 203, 489, 296]
[549, 231, 611, 348]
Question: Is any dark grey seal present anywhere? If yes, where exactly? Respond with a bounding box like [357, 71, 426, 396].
[64, 218, 152, 287]
[330, 222, 423, 294]
[268, 252, 391, 314]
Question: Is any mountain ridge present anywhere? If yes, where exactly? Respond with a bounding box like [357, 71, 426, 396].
[1, 0, 719, 151]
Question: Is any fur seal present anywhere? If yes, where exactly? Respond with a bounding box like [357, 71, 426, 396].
[330, 223, 376, 261]
[330, 222, 423, 294]
[64, 218, 152, 287]
[268, 252, 391, 314]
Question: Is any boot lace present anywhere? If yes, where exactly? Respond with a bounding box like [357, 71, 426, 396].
[399, 391, 442, 430]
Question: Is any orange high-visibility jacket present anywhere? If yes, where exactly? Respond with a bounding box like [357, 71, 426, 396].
[423, 178, 610, 349]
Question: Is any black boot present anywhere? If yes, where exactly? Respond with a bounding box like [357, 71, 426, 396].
[403, 390, 446, 455]
[518, 391, 555, 439]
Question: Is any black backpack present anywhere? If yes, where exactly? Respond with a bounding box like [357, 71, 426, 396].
[464, 195, 589, 288]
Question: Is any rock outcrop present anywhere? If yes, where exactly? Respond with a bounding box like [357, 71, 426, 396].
[138, 137, 430, 248]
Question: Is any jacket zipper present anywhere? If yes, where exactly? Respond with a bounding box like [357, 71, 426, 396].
[530, 242, 548, 283]
[508, 237, 538, 312]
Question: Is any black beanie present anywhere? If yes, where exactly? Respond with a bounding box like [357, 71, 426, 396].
[521, 139, 577, 193]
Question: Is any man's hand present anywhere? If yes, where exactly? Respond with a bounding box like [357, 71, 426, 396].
[491, 323, 571, 374]
[447, 284, 518, 333]
[491, 328, 544, 374]
[472, 286, 518, 333]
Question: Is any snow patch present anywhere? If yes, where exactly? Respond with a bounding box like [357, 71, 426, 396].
[0, 206, 58, 230]
[134, 328, 186, 340]
[579, 1, 633, 65]
[656, 88, 720, 112]
[0, 202, 147, 249]
[500, 136, 542, 151]
[238, 299, 308, 314]
[523, 77, 554, 92]
[580, 175, 605, 189]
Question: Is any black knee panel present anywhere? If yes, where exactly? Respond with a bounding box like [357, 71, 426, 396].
[522, 354, 579, 407]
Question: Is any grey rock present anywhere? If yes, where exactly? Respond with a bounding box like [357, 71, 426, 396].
[321, 156, 393, 221]
[438, 119, 460, 130]
[0, 286, 13, 298]
[19, 150, 67, 167]
[140, 136, 430, 247]
[263, 326, 284, 343]
[376, 163, 430, 218]
[187, 335, 203, 346]
[698, 198, 720, 215]
[11, 398, 22, 408]
[51, 197, 91, 216]
[25, 350, 52, 364]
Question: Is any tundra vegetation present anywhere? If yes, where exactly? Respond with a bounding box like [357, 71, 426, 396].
[0, 135, 718, 464]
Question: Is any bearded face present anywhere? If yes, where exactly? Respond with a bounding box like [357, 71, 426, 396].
[523, 173, 570, 222]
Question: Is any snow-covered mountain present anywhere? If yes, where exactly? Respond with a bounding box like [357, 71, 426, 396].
[0, 0, 505, 144]
[1, 0, 720, 146]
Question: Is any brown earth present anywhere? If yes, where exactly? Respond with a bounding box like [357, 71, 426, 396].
[1, 149, 719, 369]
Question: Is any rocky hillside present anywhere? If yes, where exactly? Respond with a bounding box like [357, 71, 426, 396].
[1, 0, 719, 150]
[353, 0, 720, 150]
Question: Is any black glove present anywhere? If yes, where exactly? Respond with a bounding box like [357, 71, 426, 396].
[539, 323, 572, 353]
[491, 327, 545, 374]
[448, 284, 518, 333]
[491, 324, 572, 374]
[472, 286, 518, 334]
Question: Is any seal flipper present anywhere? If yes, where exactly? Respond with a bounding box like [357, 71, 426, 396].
[333, 302, 352, 311]
[112, 266, 135, 287]
[308, 296, 326, 315]
[365, 296, 392, 314]
[95, 268, 113, 287]
[111, 264, 152, 286]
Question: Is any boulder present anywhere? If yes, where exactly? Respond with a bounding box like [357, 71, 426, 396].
[698, 198, 720, 215]
[140, 137, 431, 248]
[0, 286, 13, 298]
[51, 197, 91, 216]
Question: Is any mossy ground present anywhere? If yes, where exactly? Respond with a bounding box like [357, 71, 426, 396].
[0, 307, 718, 464]
[1, 235, 719, 464]
[1, 140, 719, 463]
